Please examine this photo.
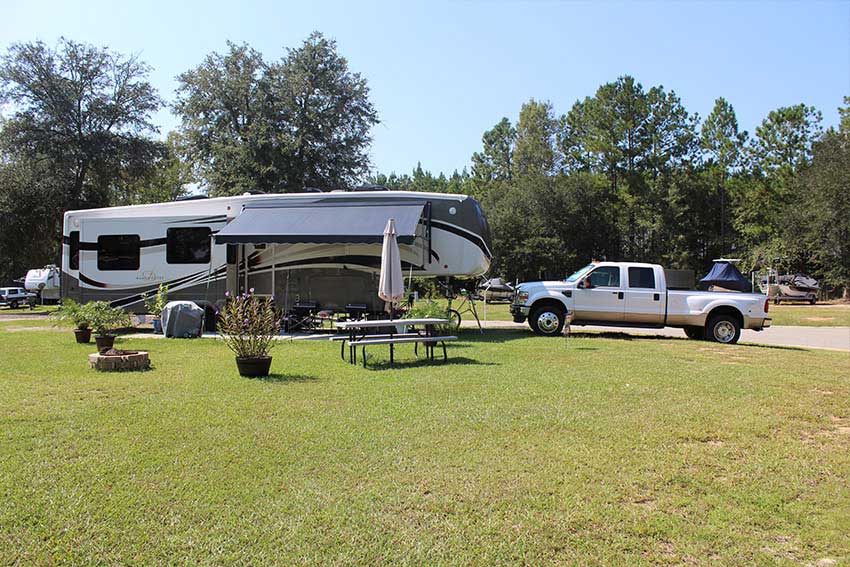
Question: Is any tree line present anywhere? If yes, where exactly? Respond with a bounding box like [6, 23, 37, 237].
[0, 36, 847, 297]
[373, 84, 849, 297]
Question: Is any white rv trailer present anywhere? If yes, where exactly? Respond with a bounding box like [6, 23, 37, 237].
[60, 190, 492, 315]
[24, 264, 61, 301]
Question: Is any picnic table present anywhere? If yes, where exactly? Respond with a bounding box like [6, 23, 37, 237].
[334, 318, 457, 367]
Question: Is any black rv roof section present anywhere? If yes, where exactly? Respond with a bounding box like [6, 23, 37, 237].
[213, 201, 426, 245]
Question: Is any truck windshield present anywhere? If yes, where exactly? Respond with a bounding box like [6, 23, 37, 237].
[565, 264, 595, 282]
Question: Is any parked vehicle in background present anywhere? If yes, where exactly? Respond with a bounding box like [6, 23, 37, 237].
[758, 271, 820, 304]
[478, 277, 515, 303]
[24, 264, 61, 303]
[510, 261, 772, 344]
[0, 287, 37, 309]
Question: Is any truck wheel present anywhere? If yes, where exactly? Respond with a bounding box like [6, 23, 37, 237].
[706, 315, 741, 344]
[529, 305, 565, 336]
[684, 326, 705, 340]
[10, 300, 18, 309]
[809, 296, 817, 305]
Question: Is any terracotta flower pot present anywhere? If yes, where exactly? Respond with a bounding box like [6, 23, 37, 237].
[235, 356, 272, 377]
[95, 335, 116, 353]
[74, 328, 92, 344]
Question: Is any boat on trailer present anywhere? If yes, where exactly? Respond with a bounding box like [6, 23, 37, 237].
[60, 190, 492, 317]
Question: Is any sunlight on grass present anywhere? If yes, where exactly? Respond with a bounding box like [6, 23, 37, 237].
[1, 327, 848, 565]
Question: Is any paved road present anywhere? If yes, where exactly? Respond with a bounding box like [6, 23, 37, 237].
[463, 320, 850, 352]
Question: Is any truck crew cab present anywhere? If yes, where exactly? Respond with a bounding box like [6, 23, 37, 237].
[510, 262, 771, 344]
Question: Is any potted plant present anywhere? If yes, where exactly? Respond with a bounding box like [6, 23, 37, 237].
[141, 283, 169, 334]
[87, 301, 132, 352]
[51, 299, 94, 343]
[218, 290, 281, 377]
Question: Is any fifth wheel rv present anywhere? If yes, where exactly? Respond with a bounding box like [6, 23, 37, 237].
[61, 190, 492, 316]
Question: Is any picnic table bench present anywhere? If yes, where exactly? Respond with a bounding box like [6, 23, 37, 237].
[334, 318, 457, 367]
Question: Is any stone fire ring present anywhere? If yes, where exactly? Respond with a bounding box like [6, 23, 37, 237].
[88, 350, 151, 372]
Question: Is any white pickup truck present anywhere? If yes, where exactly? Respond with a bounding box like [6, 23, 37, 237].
[510, 262, 772, 344]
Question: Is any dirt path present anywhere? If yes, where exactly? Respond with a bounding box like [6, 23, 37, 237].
[0, 313, 50, 321]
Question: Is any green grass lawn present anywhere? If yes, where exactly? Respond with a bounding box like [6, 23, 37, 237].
[767, 303, 850, 327]
[0, 304, 58, 315]
[1, 322, 848, 565]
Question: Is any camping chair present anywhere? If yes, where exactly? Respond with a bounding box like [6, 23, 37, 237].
[286, 301, 319, 332]
[343, 303, 368, 321]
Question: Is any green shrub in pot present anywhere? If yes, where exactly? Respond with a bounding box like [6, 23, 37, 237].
[87, 302, 132, 352]
[51, 299, 95, 343]
[218, 290, 281, 377]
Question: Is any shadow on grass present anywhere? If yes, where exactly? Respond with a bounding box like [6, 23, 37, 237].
[566, 330, 808, 351]
[252, 373, 318, 383]
[363, 356, 498, 371]
[736, 342, 808, 352]
[452, 327, 811, 352]
[455, 329, 532, 344]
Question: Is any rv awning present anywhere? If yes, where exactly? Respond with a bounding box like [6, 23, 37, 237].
[214, 203, 426, 245]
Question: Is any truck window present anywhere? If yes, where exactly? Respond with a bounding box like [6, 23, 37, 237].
[69, 231, 80, 270]
[566, 264, 594, 282]
[588, 266, 620, 287]
[628, 267, 656, 289]
[166, 227, 211, 264]
[98, 235, 140, 271]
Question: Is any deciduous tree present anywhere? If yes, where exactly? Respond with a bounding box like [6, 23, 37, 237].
[175, 33, 378, 195]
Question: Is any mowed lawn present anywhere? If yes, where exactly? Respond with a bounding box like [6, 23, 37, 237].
[1, 324, 849, 565]
[766, 303, 850, 327]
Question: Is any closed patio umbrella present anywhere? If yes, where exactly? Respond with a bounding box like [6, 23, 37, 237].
[378, 218, 405, 315]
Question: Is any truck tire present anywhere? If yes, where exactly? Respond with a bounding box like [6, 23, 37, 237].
[529, 304, 566, 336]
[10, 300, 18, 309]
[809, 296, 817, 305]
[706, 314, 741, 344]
[684, 326, 705, 340]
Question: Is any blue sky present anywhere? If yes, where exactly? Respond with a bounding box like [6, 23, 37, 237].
[3, 0, 848, 176]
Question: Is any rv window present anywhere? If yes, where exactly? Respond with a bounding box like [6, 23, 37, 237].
[167, 227, 211, 264]
[98, 235, 140, 271]
[69, 231, 80, 270]
[628, 267, 656, 289]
